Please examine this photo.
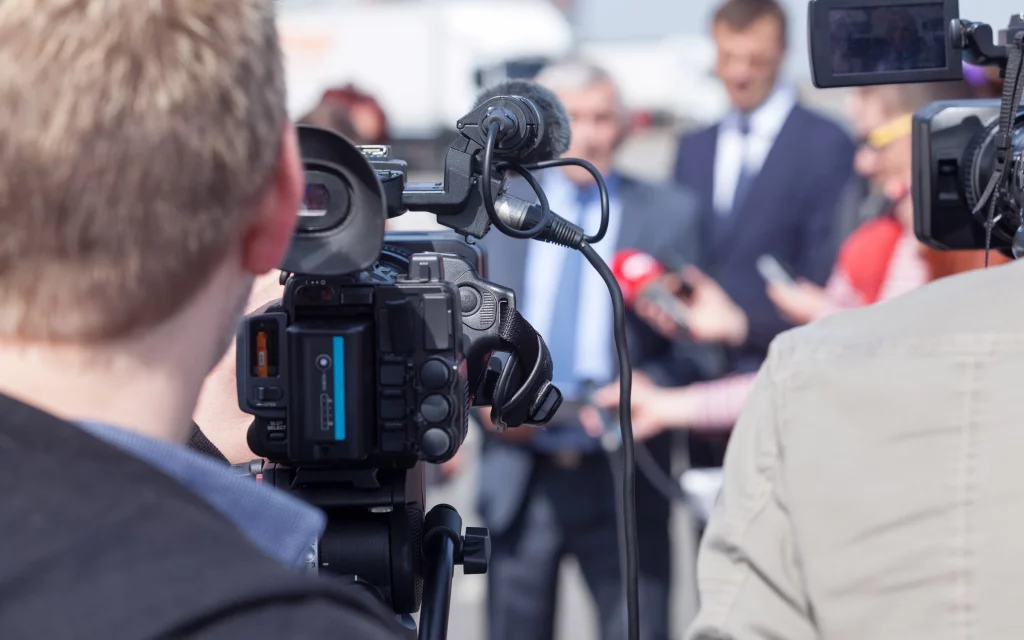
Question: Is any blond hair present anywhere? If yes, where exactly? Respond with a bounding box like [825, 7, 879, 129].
[0, 0, 287, 341]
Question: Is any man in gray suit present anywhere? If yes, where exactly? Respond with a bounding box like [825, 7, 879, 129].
[477, 59, 702, 640]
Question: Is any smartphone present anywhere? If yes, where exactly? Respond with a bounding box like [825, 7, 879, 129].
[756, 255, 797, 287]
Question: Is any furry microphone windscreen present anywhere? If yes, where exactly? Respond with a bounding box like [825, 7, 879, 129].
[474, 80, 571, 165]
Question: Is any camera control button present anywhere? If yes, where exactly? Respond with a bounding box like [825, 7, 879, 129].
[419, 359, 450, 390]
[255, 386, 284, 402]
[422, 428, 451, 459]
[422, 294, 452, 351]
[296, 285, 333, 303]
[382, 432, 406, 452]
[380, 363, 405, 386]
[419, 394, 451, 424]
[459, 285, 481, 314]
[380, 391, 407, 421]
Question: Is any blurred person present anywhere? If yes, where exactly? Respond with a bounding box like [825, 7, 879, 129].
[0, 1, 404, 638]
[299, 100, 362, 142]
[319, 84, 387, 144]
[477, 59, 702, 640]
[671, 0, 855, 465]
[594, 82, 975, 437]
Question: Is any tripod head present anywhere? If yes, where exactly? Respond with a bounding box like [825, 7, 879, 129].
[241, 459, 488, 638]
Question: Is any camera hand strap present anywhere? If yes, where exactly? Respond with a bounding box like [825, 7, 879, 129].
[489, 307, 563, 430]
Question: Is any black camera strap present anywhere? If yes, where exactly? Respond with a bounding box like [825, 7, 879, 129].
[489, 307, 563, 430]
[975, 31, 1024, 263]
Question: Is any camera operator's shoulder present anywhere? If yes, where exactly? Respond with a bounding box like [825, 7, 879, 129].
[186, 584, 411, 639]
[775, 259, 1024, 358]
[0, 397, 405, 639]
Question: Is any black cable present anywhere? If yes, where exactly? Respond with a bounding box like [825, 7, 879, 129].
[482, 122, 552, 239]
[580, 241, 639, 640]
[521, 158, 610, 244]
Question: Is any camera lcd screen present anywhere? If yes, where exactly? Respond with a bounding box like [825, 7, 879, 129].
[829, 3, 947, 75]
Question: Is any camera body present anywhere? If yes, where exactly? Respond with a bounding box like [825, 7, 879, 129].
[238, 240, 509, 467]
[911, 99, 1024, 251]
[236, 122, 555, 471]
[808, 0, 1024, 253]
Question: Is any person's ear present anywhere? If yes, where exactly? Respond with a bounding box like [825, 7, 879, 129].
[242, 122, 303, 275]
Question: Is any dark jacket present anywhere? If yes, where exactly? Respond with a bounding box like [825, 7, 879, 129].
[673, 104, 855, 374]
[476, 174, 705, 535]
[0, 393, 407, 639]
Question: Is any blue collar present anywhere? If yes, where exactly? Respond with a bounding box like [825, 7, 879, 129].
[79, 422, 324, 568]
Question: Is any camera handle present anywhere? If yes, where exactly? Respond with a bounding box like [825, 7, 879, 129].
[418, 505, 490, 640]
[953, 19, 1009, 68]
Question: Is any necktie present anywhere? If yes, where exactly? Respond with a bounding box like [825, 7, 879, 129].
[728, 115, 757, 219]
[544, 187, 592, 401]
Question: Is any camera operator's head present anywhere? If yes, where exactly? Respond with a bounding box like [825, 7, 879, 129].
[534, 59, 628, 184]
[711, 0, 788, 113]
[0, 0, 302, 441]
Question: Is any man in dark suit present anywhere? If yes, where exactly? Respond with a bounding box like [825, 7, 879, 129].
[477, 59, 701, 640]
[669, 0, 855, 465]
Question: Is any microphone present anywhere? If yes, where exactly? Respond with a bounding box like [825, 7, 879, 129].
[611, 250, 690, 332]
[472, 80, 572, 165]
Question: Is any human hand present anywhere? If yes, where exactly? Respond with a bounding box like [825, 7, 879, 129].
[633, 274, 687, 340]
[766, 280, 828, 325]
[581, 372, 692, 441]
[680, 266, 748, 347]
[193, 271, 285, 464]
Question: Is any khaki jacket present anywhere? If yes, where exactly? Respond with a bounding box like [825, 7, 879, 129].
[687, 259, 1024, 639]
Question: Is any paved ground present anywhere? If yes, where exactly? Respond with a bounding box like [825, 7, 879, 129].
[423, 428, 701, 640]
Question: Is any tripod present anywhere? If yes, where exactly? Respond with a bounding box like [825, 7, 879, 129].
[255, 462, 490, 640]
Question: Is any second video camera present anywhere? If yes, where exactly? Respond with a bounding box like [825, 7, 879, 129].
[809, 0, 1024, 254]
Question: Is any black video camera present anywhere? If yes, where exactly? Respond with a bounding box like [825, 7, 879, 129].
[808, 0, 1024, 255]
[237, 114, 563, 470]
[231, 84, 579, 627]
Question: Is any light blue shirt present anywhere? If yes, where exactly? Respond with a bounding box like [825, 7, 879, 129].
[521, 170, 624, 398]
[79, 421, 324, 568]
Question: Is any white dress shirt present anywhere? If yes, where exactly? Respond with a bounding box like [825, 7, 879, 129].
[522, 170, 624, 390]
[712, 84, 797, 216]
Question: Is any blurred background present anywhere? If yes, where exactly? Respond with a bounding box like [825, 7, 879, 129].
[274, 1, 1015, 637]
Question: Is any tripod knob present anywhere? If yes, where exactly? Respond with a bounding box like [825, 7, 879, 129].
[461, 527, 490, 575]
